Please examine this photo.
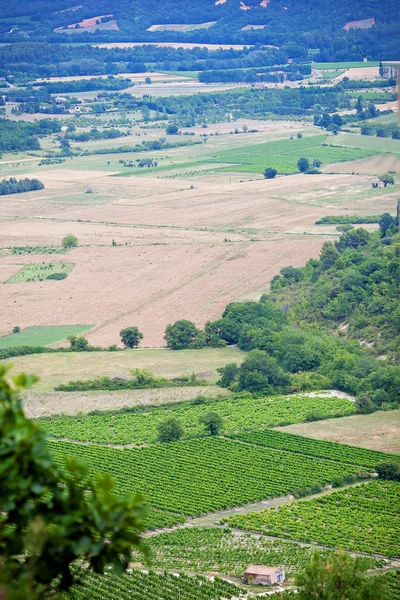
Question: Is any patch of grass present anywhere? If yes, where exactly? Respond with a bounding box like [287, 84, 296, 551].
[318, 70, 345, 79]
[312, 61, 379, 69]
[0, 325, 93, 349]
[6, 262, 74, 283]
[332, 133, 400, 154]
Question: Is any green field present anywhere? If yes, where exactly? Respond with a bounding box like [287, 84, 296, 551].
[319, 70, 345, 79]
[144, 527, 379, 577]
[210, 135, 375, 173]
[0, 325, 93, 349]
[312, 61, 379, 69]
[227, 481, 400, 558]
[332, 132, 400, 154]
[66, 566, 245, 600]
[6, 262, 74, 283]
[48, 437, 367, 517]
[39, 395, 356, 444]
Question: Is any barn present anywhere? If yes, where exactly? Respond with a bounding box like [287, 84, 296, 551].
[243, 565, 285, 586]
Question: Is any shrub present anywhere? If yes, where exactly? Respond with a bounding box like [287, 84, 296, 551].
[157, 418, 184, 443]
[199, 412, 223, 436]
[12, 326, 20, 334]
[375, 461, 400, 481]
[62, 235, 78, 249]
[46, 272, 67, 280]
[297, 157, 309, 172]
[264, 167, 277, 179]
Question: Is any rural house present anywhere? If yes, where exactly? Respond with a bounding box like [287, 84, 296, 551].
[243, 565, 285, 586]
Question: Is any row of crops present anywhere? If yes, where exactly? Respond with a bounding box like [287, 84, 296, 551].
[229, 429, 400, 469]
[65, 566, 245, 600]
[226, 481, 400, 558]
[39, 394, 356, 445]
[142, 527, 380, 577]
[47, 436, 366, 518]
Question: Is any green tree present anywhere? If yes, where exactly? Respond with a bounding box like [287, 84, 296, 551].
[376, 461, 400, 481]
[379, 173, 395, 187]
[280, 550, 385, 600]
[12, 326, 20, 334]
[379, 60, 384, 78]
[145, 77, 152, 84]
[199, 411, 223, 436]
[165, 123, 178, 135]
[157, 417, 184, 443]
[0, 366, 147, 600]
[264, 167, 277, 179]
[297, 157, 309, 173]
[336, 224, 354, 233]
[320, 242, 340, 270]
[164, 320, 205, 350]
[379, 213, 395, 237]
[238, 350, 290, 394]
[62, 235, 78, 249]
[217, 362, 240, 388]
[120, 327, 143, 348]
[68, 335, 89, 351]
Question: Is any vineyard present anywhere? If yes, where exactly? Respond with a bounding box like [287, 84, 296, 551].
[47, 437, 367, 518]
[39, 394, 356, 445]
[229, 429, 400, 469]
[65, 566, 245, 600]
[226, 481, 400, 558]
[142, 527, 380, 576]
[6, 262, 74, 283]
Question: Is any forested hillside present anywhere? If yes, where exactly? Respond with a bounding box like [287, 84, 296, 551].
[0, 0, 399, 60]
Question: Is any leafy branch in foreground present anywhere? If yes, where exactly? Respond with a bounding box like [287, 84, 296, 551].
[0, 366, 148, 600]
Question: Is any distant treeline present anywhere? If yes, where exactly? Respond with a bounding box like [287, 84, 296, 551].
[66, 127, 127, 142]
[0, 118, 61, 153]
[316, 215, 383, 225]
[37, 76, 133, 94]
[199, 64, 311, 84]
[0, 177, 44, 196]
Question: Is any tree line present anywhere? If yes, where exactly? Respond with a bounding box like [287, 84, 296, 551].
[0, 177, 44, 195]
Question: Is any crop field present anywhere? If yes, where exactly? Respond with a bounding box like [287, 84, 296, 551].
[227, 481, 400, 558]
[147, 22, 217, 32]
[47, 437, 366, 516]
[5, 261, 74, 283]
[39, 394, 356, 444]
[65, 566, 245, 600]
[228, 429, 399, 468]
[0, 118, 397, 346]
[210, 135, 375, 173]
[143, 527, 378, 577]
[312, 62, 379, 69]
[0, 325, 92, 349]
[332, 132, 400, 154]
[278, 410, 400, 454]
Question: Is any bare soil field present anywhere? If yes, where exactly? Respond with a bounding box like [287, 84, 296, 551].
[1, 123, 396, 346]
[7, 347, 243, 391]
[22, 386, 232, 418]
[277, 410, 400, 454]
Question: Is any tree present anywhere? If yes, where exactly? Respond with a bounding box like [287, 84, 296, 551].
[199, 411, 223, 436]
[297, 157, 309, 173]
[320, 242, 340, 270]
[379, 60, 384, 78]
[157, 417, 184, 443]
[264, 167, 277, 179]
[217, 362, 240, 388]
[145, 77, 152, 84]
[164, 320, 205, 350]
[165, 123, 178, 135]
[379, 172, 395, 187]
[237, 350, 290, 394]
[0, 366, 147, 600]
[120, 327, 143, 348]
[12, 326, 20, 334]
[68, 335, 89, 351]
[279, 550, 385, 600]
[379, 213, 395, 237]
[376, 461, 400, 481]
[336, 224, 353, 233]
[296, 132, 303, 138]
[62, 235, 78, 249]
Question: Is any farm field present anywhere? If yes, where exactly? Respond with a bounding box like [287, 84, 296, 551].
[7, 347, 243, 391]
[5, 261, 74, 283]
[147, 22, 217, 32]
[0, 325, 92, 349]
[226, 481, 400, 558]
[38, 394, 356, 444]
[331, 132, 400, 154]
[47, 436, 369, 516]
[312, 62, 380, 69]
[65, 566, 245, 600]
[277, 410, 400, 454]
[143, 527, 379, 577]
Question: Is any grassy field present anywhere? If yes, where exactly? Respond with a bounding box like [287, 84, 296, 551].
[6, 262, 74, 283]
[319, 70, 345, 79]
[278, 410, 400, 454]
[331, 132, 400, 154]
[0, 325, 93, 349]
[6, 347, 244, 391]
[210, 134, 375, 173]
[312, 61, 379, 69]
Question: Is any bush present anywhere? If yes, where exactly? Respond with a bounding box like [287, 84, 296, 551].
[157, 418, 184, 443]
[46, 272, 67, 280]
[375, 461, 400, 481]
[62, 235, 78, 249]
[264, 167, 277, 179]
[12, 326, 20, 334]
[199, 411, 223, 436]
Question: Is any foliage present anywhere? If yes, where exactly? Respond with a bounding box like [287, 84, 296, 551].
[0, 366, 147, 600]
[157, 417, 185, 443]
[47, 272, 68, 280]
[47, 437, 367, 517]
[166, 124, 179, 135]
[0, 177, 44, 196]
[164, 320, 206, 350]
[120, 326, 143, 348]
[199, 411, 223, 435]
[277, 550, 386, 600]
[264, 167, 277, 179]
[297, 157, 310, 172]
[234, 350, 291, 395]
[316, 215, 384, 225]
[12, 326, 20, 334]
[55, 370, 206, 391]
[39, 395, 354, 445]
[376, 461, 400, 481]
[62, 235, 78, 249]
[0, 118, 60, 153]
[226, 481, 400, 557]
[379, 172, 395, 186]
[68, 335, 90, 351]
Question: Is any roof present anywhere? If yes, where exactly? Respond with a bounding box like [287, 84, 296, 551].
[244, 565, 283, 576]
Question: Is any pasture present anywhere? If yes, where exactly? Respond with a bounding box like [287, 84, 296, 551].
[5, 261, 74, 283]
[0, 324, 92, 349]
